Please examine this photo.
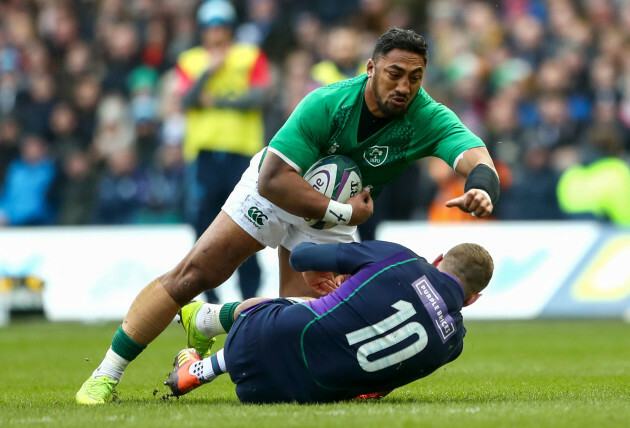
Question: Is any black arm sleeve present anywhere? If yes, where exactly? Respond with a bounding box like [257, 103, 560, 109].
[464, 164, 500, 203]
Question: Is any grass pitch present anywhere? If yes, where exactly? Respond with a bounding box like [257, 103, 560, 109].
[1, 318, 628, 428]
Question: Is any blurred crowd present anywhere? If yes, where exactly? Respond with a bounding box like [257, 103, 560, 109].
[0, 0, 629, 228]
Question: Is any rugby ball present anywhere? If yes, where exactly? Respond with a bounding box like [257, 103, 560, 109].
[303, 155, 362, 229]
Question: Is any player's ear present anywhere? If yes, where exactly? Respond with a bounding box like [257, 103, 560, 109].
[463, 293, 481, 307]
[431, 254, 443, 267]
[366, 59, 374, 78]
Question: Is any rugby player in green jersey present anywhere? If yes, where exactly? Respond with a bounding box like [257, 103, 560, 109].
[76, 27, 499, 404]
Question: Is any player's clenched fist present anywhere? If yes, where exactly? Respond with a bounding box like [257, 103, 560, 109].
[347, 187, 373, 226]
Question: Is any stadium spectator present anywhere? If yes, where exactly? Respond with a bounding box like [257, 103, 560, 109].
[54, 149, 99, 225]
[75, 27, 499, 405]
[101, 21, 141, 96]
[164, 11, 197, 67]
[0, 0, 627, 228]
[127, 65, 160, 166]
[71, 74, 101, 146]
[139, 18, 169, 71]
[15, 72, 56, 138]
[176, 0, 269, 302]
[310, 26, 364, 87]
[0, 116, 20, 187]
[234, 0, 294, 64]
[0, 71, 19, 119]
[135, 143, 186, 224]
[497, 144, 566, 221]
[58, 41, 99, 100]
[289, 11, 323, 61]
[93, 147, 144, 224]
[164, 239, 494, 403]
[38, 3, 81, 63]
[0, 133, 56, 226]
[557, 128, 630, 225]
[48, 101, 83, 163]
[22, 40, 52, 76]
[92, 94, 135, 164]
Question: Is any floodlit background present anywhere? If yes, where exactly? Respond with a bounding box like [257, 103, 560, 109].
[1, 0, 630, 323]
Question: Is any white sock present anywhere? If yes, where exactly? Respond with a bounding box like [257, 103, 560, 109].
[201, 349, 226, 382]
[196, 303, 227, 338]
[92, 348, 129, 382]
[188, 360, 205, 382]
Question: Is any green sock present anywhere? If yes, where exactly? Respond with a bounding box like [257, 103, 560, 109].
[219, 302, 241, 333]
[111, 326, 146, 362]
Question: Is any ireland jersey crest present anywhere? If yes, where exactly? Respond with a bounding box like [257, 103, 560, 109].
[364, 146, 389, 167]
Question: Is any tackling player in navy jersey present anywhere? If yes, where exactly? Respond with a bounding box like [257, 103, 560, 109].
[165, 240, 494, 403]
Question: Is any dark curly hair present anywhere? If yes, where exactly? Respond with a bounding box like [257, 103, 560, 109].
[372, 27, 429, 65]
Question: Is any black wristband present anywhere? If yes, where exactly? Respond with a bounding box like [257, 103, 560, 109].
[464, 164, 500, 204]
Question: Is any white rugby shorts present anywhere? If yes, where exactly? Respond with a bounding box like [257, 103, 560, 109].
[221, 149, 357, 250]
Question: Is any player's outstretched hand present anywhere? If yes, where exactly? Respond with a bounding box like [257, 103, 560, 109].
[347, 187, 373, 226]
[445, 189, 494, 218]
[302, 271, 339, 296]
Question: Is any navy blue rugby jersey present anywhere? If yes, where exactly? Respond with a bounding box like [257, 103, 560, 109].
[289, 240, 467, 396]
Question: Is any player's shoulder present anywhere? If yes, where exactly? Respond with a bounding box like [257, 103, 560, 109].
[301, 75, 366, 111]
[314, 74, 367, 97]
[408, 87, 443, 112]
[407, 87, 462, 123]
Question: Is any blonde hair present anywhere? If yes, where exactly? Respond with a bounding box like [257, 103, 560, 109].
[440, 243, 493, 297]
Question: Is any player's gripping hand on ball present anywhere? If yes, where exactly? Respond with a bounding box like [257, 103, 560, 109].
[346, 186, 373, 226]
[445, 188, 494, 218]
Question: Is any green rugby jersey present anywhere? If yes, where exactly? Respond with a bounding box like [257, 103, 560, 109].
[268, 74, 485, 197]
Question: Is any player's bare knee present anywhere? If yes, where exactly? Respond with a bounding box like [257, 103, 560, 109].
[160, 264, 218, 306]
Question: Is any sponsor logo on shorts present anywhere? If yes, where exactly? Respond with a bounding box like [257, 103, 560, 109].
[246, 206, 268, 228]
[364, 146, 389, 167]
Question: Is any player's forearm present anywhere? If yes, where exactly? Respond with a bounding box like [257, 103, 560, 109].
[258, 153, 331, 220]
[258, 170, 330, 219]
[290, 242, 340, 272]
[452, 146, 500, 211]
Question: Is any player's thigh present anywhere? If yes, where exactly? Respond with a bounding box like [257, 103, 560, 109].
[161, 212, 265, 303]
[221, 153, 290, 249]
